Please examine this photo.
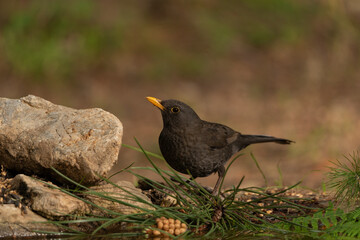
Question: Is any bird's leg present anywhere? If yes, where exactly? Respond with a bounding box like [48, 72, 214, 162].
[212, 165, 225, 195]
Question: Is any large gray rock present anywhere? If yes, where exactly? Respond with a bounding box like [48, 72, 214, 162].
[0, 95, 123, 185]
[12, 174, 89, 220]
[0, 204, 59, 238]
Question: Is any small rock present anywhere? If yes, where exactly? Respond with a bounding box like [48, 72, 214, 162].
[0, 203, 46, 223]
[0, 204, 58, 238]
[0, 95, 123, 185]
[11, 174, 89, 219]
[161, 194, 178, 207]
[85, 181, 154, 215]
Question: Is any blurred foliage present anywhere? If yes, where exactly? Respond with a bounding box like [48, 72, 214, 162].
[1, 1, 121, 82]
[0, 0, 323, 83]
[198, 0, 315, 48]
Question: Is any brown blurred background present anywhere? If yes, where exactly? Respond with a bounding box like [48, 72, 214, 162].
[1, 0, 359, 190]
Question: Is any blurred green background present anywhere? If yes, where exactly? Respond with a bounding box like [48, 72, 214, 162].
[1, 0, 360, 189]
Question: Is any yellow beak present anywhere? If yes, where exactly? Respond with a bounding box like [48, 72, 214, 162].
[146, 96, 165, 111]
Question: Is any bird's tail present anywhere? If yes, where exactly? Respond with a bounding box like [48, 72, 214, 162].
[240, 134, 294, 145]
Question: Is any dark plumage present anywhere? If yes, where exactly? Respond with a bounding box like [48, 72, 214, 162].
[147, 97, 293, 195]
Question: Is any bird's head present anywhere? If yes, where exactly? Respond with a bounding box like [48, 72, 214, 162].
[146, 97, 201, 129]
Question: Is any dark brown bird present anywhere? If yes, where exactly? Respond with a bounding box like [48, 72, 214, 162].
[147, 97, 293, 195]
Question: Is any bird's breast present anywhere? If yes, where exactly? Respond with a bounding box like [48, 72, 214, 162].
[159, 128, 225, 178]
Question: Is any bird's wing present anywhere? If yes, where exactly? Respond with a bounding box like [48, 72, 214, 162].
[200, 121, 239, 149]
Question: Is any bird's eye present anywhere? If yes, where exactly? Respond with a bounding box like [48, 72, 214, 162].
[170, 107, 180, 113]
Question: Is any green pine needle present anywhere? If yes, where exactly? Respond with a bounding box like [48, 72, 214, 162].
[327, 151, 360, 206]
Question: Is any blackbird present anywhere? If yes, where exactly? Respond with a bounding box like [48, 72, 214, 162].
[147, 97, 293, 195]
